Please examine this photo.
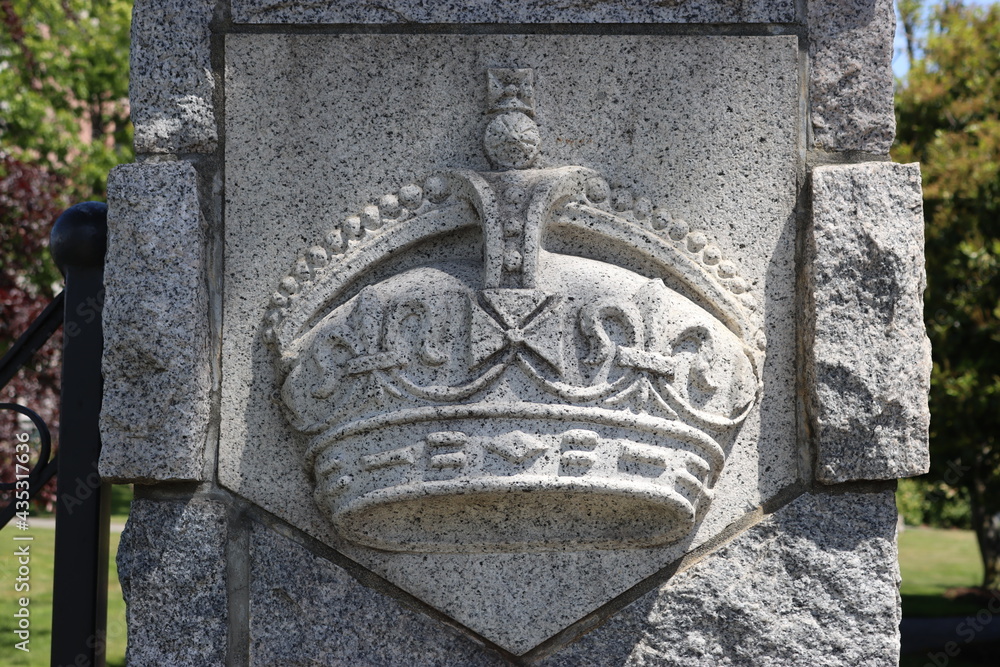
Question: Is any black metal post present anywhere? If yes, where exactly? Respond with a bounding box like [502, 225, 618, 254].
[49, 202, 110, 667]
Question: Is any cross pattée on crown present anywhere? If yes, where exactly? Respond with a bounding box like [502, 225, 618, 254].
[478, 68, 546, 291]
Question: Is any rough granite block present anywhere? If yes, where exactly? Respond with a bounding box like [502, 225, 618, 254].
[539, 490, 901, 666]
[100, 162, 211, 482]
[130, 0, 216, 153]
[117, 498, 228, 667]
[248, 521, 506, 666]
[807, 162, 931, 484]
[809, 0, 896, 153]
[232, 0, 795, 25]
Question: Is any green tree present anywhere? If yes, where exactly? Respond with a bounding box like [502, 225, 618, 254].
[0, 153, 68, 509]
[897, 0, 924, 65]
[1, 0, 132, 507]
[894, 2, 1000, 590]
[1, 0, 132, 196]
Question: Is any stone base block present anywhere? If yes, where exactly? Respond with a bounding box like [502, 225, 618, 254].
[232, 490, 901, 664]
[117, 498, 229, 666]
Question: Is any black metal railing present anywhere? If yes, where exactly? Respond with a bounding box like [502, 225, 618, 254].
[1, 202, 110, 667]
[0, 294, 63, 526]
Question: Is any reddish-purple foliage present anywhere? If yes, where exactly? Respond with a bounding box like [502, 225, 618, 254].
[1, 152, 69, 511]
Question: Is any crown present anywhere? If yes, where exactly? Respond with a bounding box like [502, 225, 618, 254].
[265, 70, 765, 553]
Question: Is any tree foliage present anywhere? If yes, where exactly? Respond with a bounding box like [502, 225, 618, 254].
[894, 1, 1000, 589]
[1, 0, 132, 508]
[0, 0, 132, 196]
[0, 154, 68, 508]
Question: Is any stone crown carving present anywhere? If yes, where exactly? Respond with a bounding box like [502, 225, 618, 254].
[265, 70, 765, 554]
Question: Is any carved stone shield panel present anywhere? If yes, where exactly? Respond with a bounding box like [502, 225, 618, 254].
[221, 35, 799, 653]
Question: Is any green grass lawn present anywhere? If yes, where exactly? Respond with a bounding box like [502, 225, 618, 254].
[0, 486, 130, 667]
[899, 527, 985, 618]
